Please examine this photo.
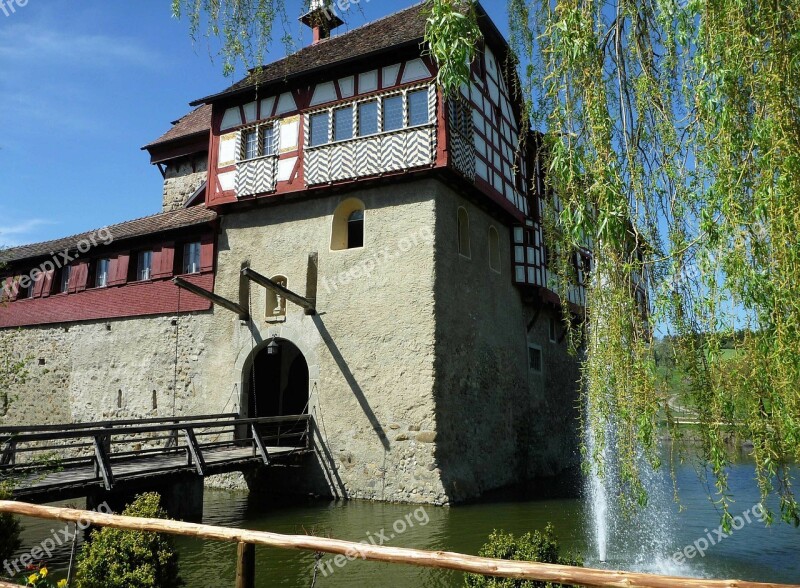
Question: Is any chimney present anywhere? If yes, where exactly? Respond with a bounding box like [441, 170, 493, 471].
[300, 0, 344, 45]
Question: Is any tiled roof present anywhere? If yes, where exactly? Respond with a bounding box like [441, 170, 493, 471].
[0, 207, 217, 264]
[143, 104, 213, 149]
[193, 2, 429, 105]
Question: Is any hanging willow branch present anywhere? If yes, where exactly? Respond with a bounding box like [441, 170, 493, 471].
[173, 0, 800, 526]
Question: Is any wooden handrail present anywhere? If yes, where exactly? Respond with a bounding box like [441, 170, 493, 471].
[0, 501, 795, 588]
[1, 414, 310, 443]
[0, 412, 239, 435]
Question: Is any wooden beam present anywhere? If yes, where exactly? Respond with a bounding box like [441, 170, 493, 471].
[241, 267, 315, 313]
[173, 277, 248, 319]
[235, 542, 256, 588]
[1, 501, 797, 588]
[92, 435, 114, 491]
[183, 428, 207, 476]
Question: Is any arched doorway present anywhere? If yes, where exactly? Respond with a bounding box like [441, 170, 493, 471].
[245, 339, 309, 419]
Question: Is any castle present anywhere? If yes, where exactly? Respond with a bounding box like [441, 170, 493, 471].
[0, 2, 583, 505]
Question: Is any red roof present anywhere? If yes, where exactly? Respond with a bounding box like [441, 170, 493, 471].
[143, 104, 212, 150]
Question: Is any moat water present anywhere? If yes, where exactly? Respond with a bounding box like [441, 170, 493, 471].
[13, 460, 800, 586]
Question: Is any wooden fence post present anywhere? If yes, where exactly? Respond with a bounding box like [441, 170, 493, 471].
[236, 542, 255, 588]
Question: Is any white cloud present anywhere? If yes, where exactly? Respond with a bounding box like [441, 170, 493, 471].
[0, 218, 55, 247]
[0, 24, 161, 69]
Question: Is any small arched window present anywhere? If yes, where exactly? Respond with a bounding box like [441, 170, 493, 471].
[457, 207, 470, 258]
[266, 275, 288, 319]
[331, 198, 365, 250]
[488, 226, 501, 272]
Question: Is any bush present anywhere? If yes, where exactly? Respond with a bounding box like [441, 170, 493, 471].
[464, 523, 582, 588]
[74, 493, 184, 588]
[0, 482, 22, 566]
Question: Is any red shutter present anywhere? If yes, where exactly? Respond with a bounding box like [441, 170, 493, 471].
[31, 272, 45, 298]
[111, 253, 129, 286]
[150, 247, 162, 280]
[200, 236, 214, 272]
[154, 243, 175, 279]
[72, 262, 89, 292]
[40, 270, 55, 298]
[3, 276, 18, 301]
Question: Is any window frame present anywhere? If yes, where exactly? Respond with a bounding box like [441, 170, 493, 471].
[54, 265, 71, 295]
[239, 121, 278, 161]
[181, 242, 202, 275]
[94, 258, 110, 289]
[135, 250, 153, 282]
[305, 84, 434, 149]
[528, 344, 543, 373]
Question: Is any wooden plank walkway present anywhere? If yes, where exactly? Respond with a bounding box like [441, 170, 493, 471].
[0, 414, 312, 503]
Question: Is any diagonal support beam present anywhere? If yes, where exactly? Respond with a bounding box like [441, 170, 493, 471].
[241, 268, 316, 314]
[173, 277, 248, 320]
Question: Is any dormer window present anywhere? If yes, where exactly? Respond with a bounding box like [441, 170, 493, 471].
[54, 265, 71, 294]
[182, 242, 201, 275]
[94, 259, 110, 288]
[135, 251, 153, 282]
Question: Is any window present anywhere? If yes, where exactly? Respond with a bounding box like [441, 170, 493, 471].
[331, 198, 366, 251]
[182, 242, 201, 275]
[528, 344, 542, 373]
[457, 207, 470, 258]
[549, 316, 557, 343]
[55, 266, 71, 294]
[450, 98, 472, 137]
[94, 259, 110, 288]
[488, 226, 500, 272]
[382, 95, 403, 132]
[333, 107, 353, 141]
[309, 112, 330, 147]
[19, 277, 34, 299]
[408, 89, 429, 126]
[241, 124, 276, 159]
[348, 210, 364, 249]
[243, 128, 259, 160]
[358, 100, 378, 136]
[262, 126, 275, 156]
[136, 251, 153, 282]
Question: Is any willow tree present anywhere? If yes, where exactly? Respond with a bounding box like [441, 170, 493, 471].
[172, 0, 800, 526]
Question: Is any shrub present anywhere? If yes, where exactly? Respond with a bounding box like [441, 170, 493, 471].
[464, 523, 582, 588]
[74, 493, 184, 588]
[0, 482, 22, 566]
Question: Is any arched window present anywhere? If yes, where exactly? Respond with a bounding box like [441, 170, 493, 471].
[331, 198, 365, 250]
[457, 207, 470, 258]
[266, 275, 288, 319]
[488, 226, 501, 272]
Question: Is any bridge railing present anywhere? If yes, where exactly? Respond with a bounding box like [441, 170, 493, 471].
[0, 414, 311, 495]
[0, 500, 796, 588]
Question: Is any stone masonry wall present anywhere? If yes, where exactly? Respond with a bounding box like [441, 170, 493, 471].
[162, 154, 208, 212]
[431, 182, 581, 502]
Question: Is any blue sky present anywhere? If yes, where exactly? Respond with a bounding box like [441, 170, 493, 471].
[0, 0, 510, 247]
